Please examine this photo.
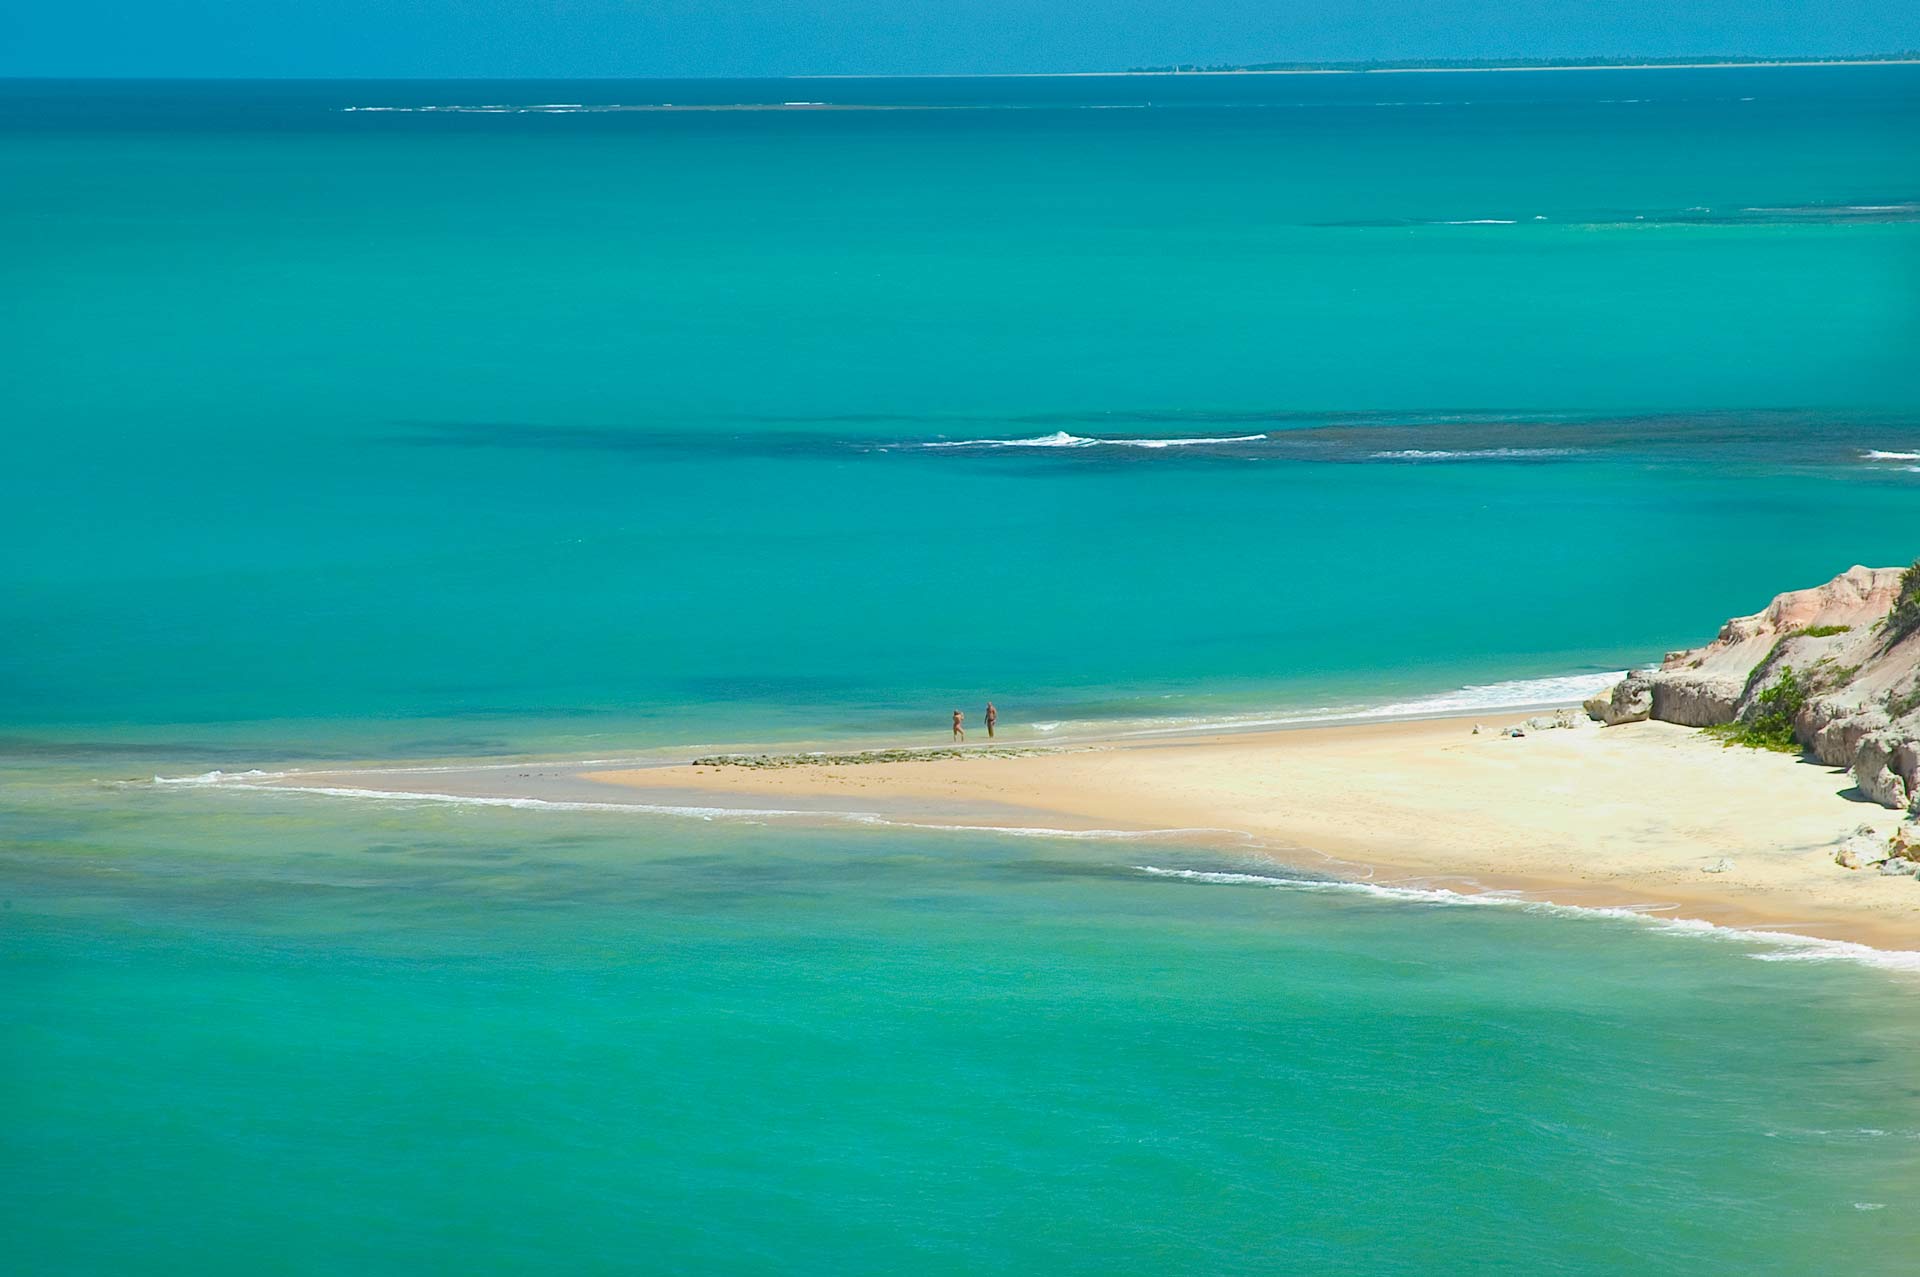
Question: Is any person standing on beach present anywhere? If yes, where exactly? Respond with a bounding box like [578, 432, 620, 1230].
[985, 702, 997, 739]
[952, 709, 965, 742]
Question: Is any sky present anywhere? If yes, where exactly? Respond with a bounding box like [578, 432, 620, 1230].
[1, 0, 1915, 79]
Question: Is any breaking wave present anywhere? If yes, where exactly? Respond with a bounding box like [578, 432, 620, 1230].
[1010, 670, 1628, 743]
[1738, 202, 1920, 222]
[1368, 447, 1582, 460]
[1379, 203, 1920, 230]
[919, 430, 1268, 450]
[343, 104, 674, 114]
[1860, 449, 1920, 474]
[1132, 866, 1920, 973]
[850, 815, 1244, 840]
[151, 768, 281, 785]
[150, 777, 834, 822]
[147, 772, 1243, 844]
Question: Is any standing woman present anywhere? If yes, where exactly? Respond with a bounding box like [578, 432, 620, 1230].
[952, 709, 965, 742]
[985, 702, 997, 739]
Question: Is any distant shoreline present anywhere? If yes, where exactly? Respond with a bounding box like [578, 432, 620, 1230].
[8, 58, 1917, 84]
[799, 57, 1920, 80]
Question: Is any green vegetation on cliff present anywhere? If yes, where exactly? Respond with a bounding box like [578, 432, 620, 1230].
[1887, 560, 1920, 644]
[1705, 666, 1807, 753]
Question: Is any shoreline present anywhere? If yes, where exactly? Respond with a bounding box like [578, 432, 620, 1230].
[193, 704, 1920, 957]
[584, 714, 1920, 951]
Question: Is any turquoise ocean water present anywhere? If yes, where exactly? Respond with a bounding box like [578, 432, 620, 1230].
[4, 69, 1920, 1271]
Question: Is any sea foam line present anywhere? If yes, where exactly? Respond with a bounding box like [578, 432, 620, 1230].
[1071, 670, 1628, 741]
[150, 768, 285, 785]
[153, 778, 837, 823]
[147, 774, 1217, 841]
[919, 430, 1268, 450]
[148, 774, 1247, 844]
[1368, 447, 1581, 460]
[848, 814, 1249, 841]
[1132, 866, 1920, 973]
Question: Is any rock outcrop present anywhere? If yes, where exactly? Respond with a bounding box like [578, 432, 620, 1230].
[1835, 821, 1920, 872]
[1834, 826, 1894, 870]
[1583, 672, 1651, 725]
[1586, 563, 1920, 813]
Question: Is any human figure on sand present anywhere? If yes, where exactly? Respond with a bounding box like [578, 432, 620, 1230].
[952, 709, 965, 741]
[985, 702, 997, 739]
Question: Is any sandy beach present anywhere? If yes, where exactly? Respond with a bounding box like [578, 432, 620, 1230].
[589, 716, 1920, 946]
[247, 710, 1920, 950]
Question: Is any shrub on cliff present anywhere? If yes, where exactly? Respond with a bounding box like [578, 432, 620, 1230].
[1887, 559, 1920, 644]
[1707, 665, 1806, 752]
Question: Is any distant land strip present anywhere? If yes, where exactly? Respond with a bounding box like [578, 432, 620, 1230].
[1125, 53, 1920, 74]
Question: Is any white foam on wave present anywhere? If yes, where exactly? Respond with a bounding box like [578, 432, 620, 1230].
[1352, 671, 1628, 718]
[1074, 670, 1629, 741]
[1862, 450, 1920, 461]
[851, 815, 1245, 841]
[1433, 219, 1519, 225]
[1137, 867, 1301, 886]
[151, 773, 1243, 845]
[920, 430, 1267, 450]
[921, 436, 1592, 461]
[1133, 866, 1920, 973]
[1742, 203, 1920, 218]
[155, 777, 831, 823]
[316, 788, 812, 820]
[1369, 447, 1580, 460]
[343, 103, 605, 114]
[922, 431, 1091, 449]
[1104, 433, 1268, 449]
[304, 755, 661, 777]
[150, 768, 281, 785]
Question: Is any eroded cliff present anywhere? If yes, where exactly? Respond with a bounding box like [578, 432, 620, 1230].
[1585, 563, 1920, 812]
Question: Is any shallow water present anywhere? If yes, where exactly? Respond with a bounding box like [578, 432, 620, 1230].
[4, 774, 1920, 1274]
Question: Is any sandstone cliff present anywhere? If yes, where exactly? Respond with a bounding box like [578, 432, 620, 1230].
[1585, 563, 1920, 813]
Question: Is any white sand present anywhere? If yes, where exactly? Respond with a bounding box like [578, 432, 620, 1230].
[580, 714, 1920, 948]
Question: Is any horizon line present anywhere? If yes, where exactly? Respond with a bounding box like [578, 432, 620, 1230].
[3, 53, 1919, 84]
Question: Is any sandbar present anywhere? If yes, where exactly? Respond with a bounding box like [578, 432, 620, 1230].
[577, 714, 1920, 949]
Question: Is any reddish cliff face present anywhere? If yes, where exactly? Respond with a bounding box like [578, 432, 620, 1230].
[1586, 563, 1920, 813]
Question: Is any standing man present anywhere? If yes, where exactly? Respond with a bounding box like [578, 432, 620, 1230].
[985, 702, 997, 739]
[952, 709, 965, 742]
